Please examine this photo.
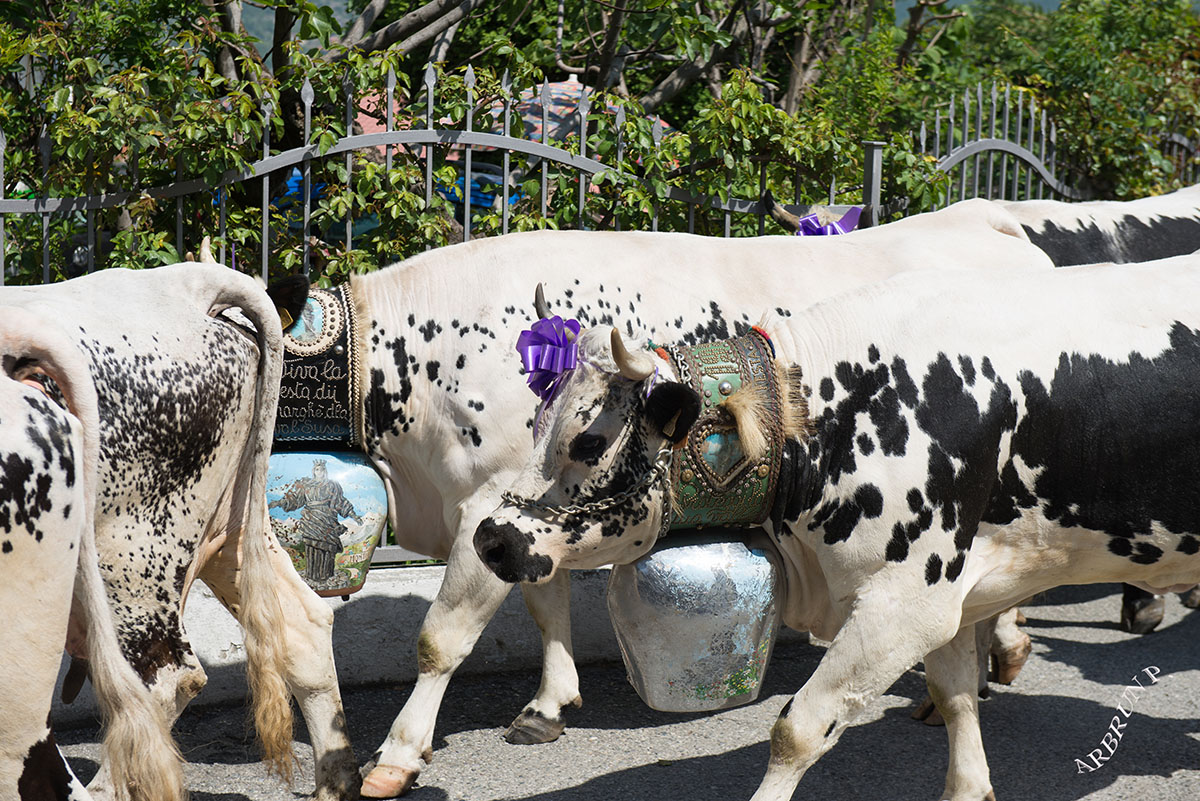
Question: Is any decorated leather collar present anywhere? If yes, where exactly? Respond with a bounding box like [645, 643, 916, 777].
[658, 328, 784, 530]
[274, 284, 364, 450]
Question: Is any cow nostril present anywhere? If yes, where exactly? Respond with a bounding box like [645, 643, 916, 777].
[484, 543, 506, 567]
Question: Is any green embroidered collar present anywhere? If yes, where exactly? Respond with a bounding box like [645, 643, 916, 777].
[659, 328, 784, 530]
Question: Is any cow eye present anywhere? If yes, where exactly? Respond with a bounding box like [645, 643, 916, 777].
[569, 433, 608, 462]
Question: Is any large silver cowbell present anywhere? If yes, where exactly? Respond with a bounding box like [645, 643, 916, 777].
[606, 530, 783, 712]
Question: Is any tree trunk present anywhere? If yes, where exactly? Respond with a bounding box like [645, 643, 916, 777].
[593, 0, 628, 94]
[896, 3, 927, 68]
[200, 0, 242, 83]
[272, 6, 296, 78]
[782, 23, 812, 116]
[429, 19, 461, 64]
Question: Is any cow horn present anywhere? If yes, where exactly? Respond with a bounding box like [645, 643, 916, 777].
[535, 284, 577, 342]
[762, 189, 801, 233]
[199, 236, 216, 264]
[534, 283, 552, 320]
[610, 328, 654, 381]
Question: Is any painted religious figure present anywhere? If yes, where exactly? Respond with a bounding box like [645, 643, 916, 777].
[269, 459, 362, 581]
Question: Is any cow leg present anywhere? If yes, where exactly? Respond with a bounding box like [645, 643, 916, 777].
[912, 611, 996, 727]
[86, 621, 207, 801]
[199, 530, 359, 801]
[507, 571, 582, 743]
[750, 598, 962, 801]
[149, 651, 209, 720]
[362, 534, 515, 798]
[974, 616, 993, 698]
[925, 626, 995, 801]
[1120, 584, 1165, 634]
[988, 606, 1031, 685]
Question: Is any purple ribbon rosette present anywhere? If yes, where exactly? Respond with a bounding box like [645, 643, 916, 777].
[795, 206, 862, 236]
[516, 315, 582, 406]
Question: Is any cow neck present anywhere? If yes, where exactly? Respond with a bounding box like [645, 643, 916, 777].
[658, 327, 785, 531]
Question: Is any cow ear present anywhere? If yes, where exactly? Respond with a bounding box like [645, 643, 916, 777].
[267, 275, 311, 333]
[645, 382, 701, 445]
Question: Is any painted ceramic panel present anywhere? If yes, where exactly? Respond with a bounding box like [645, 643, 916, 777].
[267, 450, 387, 597]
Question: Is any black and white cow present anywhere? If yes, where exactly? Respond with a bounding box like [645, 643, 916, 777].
[0, 307, 183, 801]
[344, 199, 1060, 796]
[1003, 183, 1200, 267]
[353, 185, 1200, 794]
[777, 185, 1200, 633]
[0, 264, 359, 801]
[1006, 184, 1200, 632]
[474, 253, 1200, 800]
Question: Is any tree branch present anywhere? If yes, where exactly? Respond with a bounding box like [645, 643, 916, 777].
[593, 0, 628, 93]
[429, 19, 461, 63]
[392, 0, 487, 57]
[638, 1, 753, 114]
[554, 0, 585, 75]
[341, 0, 391, 46]
[338, 0, 467, 54]
[897, 0, 959, 67]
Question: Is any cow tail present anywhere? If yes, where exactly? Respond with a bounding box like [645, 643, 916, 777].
[15, 311, 188, 801]
[206, 268, 296, 781]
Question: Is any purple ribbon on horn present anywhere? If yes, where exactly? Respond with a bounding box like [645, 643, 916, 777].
[795, 206, 862, 236]
[516, 315, 582, 403]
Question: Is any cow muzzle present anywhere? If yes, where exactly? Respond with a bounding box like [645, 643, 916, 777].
[473, 518, 555, 585]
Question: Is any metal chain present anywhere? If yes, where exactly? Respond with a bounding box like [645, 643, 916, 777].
[501, 447, 674, 517]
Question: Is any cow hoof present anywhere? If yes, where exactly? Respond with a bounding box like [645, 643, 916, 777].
[1121, 595, 1166, 634]
[317, 755, 364, 801]
[1184, 587, 1200, 609]
[360, 764, 418, 799]
[505, 709, 566, 744]
[910, 696, 945, 727]
[988, 631, 1032, 685]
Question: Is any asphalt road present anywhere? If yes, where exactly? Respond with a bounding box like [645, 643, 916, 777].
[59, 583, 1200, 801]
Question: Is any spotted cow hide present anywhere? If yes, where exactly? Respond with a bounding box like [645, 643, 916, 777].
[0, 306, 183, 801]
[474, 252, 1200, 801]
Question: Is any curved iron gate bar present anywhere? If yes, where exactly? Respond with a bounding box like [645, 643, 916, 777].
[936, 138, 1088, 201]
[0, 129, 612, 215]
[1165, 132, 1198, 151]
[1, 129, 853, 219]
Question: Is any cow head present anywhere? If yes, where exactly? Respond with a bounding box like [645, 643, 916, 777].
[474, 326, 701, 583]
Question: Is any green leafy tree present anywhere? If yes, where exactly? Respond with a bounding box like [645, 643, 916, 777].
[2, 0, 1198, 286]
